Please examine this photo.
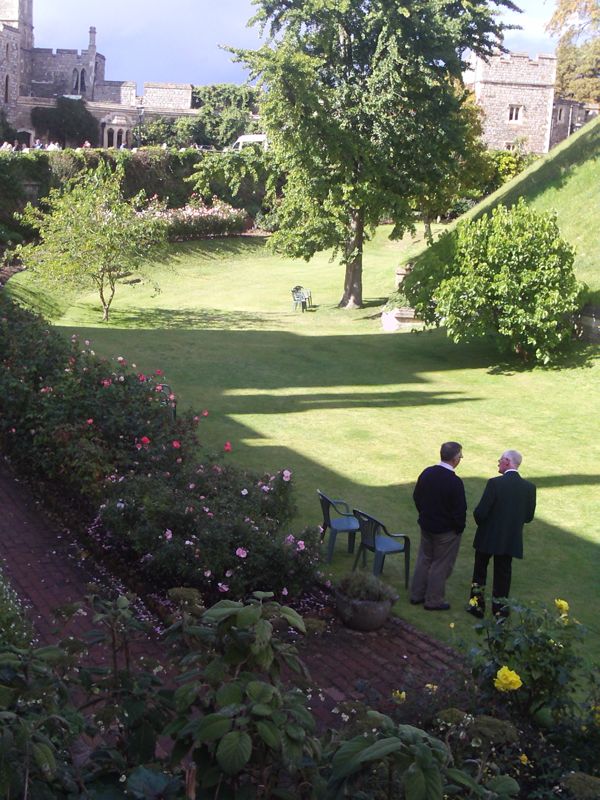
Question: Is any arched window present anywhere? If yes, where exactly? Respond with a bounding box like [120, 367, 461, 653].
[6, 44, 9, 61]
[80, 69, 86, 93]
[107, 128, 114, 148]
[116, 129, 123, 148]
[72, 69, 79, 93]
[4, 75, 9, 104]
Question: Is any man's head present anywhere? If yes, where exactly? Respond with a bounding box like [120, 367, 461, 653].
[498, 450, 522, 474]
[440, 441, 463, 468]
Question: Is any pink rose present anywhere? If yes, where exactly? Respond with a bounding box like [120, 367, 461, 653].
[218, 583, 229, 593]
[296, 540, 306, 552]
[236, 547, 247, 558]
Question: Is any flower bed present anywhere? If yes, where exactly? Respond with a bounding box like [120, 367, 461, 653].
[140, 196, 249, 240]
[0, 295, 319, 601]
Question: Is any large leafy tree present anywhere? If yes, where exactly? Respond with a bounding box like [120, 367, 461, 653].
[31, 97, 99, 147]
[18, 165, 167, 322]
[548, 0, 600, 103]
[233, 0, 514, 308]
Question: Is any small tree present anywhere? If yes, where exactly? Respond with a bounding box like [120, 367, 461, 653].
[18, 164, 167, 321]
[407, 200, 582, 363]
[31, 97, 99, 147]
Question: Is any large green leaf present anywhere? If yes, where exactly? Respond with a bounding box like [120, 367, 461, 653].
[216, 682, 244, 708]
[246, 680, 275, 703]
[189, 713, 233, 743]
[404, 763, 427, 800]
[279, 605, 306, 633]
[127, 766, 182, 799]
[32, 741, 57, 779]
[236, 604, 263, 628]
[216, 730, 253, 775]
[203, 601, 243, 624]
[357, 737, 404, 764]
[485, 775, 520, 797]
[329, 737, 372, 780]
[174, 682, 198, 712]
[256, 720, 282, 750]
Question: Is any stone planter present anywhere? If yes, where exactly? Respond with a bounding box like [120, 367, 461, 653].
[335, 590, 394, 632]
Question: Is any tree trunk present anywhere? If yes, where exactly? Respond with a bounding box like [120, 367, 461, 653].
[338, 210, 364, 308]
[422, 212, 433, 245]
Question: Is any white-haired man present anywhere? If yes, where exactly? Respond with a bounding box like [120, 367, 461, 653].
[467, 450, 536, 618]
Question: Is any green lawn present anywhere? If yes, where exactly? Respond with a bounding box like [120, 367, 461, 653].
[7, 227, 600, 662]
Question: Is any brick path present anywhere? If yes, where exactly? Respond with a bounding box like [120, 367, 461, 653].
[0, 459, 463, 726]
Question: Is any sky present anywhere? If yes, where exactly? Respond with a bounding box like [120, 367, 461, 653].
[33, 0, 559, 93]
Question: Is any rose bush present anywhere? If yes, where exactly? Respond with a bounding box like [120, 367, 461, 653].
[0, 295, 320, 601]
[140, 196, 249, 240]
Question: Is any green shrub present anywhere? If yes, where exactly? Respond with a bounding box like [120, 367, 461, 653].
[405, 200, 582, 363]
[336, 572, 398, 602]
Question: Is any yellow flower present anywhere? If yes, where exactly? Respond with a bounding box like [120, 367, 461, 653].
[519, 753, 529, 766]
[425, 683, 438, 693]
[392, 689, 406, 703]
[554, 598, 569, 616]
[468, 597, 478, 607]
[449, 622, 455, 629]
[494, 666, 523, 692]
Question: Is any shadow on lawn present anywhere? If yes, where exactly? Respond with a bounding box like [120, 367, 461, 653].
[105, 306, 284, 331]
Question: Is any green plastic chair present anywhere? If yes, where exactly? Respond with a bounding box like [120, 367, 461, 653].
[317, 490, 359, 563]
[352, 508, 411, 588]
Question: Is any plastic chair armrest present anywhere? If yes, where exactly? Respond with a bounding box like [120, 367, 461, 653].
[330, 499, 352, 516]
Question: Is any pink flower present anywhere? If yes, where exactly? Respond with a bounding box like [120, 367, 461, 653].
[296, 540, 306, 552]
[282, 469, 292, 482]
[155, 369, 163, 376]
[218, 583, 229, 593]
[224, 441, 232, 452]
[285, 535, 295, 545]
[164, 529, 173, 541]
[189, 483, 196, 490]
[225, 569, 233, 578]
[282, 587, 288, 596]
[172, 440, 181, 449]
[140, 436, 150, 446]
[204, 570, 212, 577]
[193, 415, 200, 423]
[202, 410, 209, 417]
[236, 547, 247, 558]
[261, 486, 270, 493]
[101, 378, 112, 387]
[86, 418, 94, 425]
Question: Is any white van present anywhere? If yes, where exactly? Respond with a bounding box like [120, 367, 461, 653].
[229, 134, 268, 151]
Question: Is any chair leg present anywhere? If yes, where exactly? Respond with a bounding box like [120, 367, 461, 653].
[327, 531, 337, 563]
[352, 546, 363, 572]
[404, 542, 410, 589]
[373, 552, 385, 576]
[347, 531, 356, 554]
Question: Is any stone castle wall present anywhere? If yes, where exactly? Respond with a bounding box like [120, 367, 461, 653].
[92, 79, 136, 106]
[30, 47, 99, 99]
[142, 82, 192, 110]
[468, 53, 557, 154]
[0, 22, 20, 111]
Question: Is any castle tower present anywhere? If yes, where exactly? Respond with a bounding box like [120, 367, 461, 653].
[0, 0, 33, 94]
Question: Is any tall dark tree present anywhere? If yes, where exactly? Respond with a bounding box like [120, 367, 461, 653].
[31, 97, 99, 147]
[233, 0, 515, 308]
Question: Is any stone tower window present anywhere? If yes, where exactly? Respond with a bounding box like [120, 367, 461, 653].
[72, 69, 79, 93]
[4, 75, 8, 104]
[558, 107, 564, 122]
[80, 69, 86, 93]
[508, 105, 523, 122]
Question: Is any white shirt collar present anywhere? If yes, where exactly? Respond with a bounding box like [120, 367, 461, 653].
[504, 468, 519, 474]
[438, 461, 455, 472]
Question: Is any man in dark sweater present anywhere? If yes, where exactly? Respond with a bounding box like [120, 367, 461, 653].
[467, 449, 536, 618]
[410, 442, 467, 610]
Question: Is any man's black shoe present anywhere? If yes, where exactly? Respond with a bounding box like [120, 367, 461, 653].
[466, 604, 484, 619]
[424, 602, 450, 611]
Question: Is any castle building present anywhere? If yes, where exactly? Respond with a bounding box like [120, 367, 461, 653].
[0, 0, 199, 146]
[466, 51, 598, 154]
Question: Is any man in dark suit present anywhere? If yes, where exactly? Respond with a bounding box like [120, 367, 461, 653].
[410, 441, 467, 611]
[467, 450, 536, 618]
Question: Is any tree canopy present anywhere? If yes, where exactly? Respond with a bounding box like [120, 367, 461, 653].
[18, 165, 167, 321]
[233, 0, 515, 307]
[31, 97, 99, 147]
[548, 0, 600, 102]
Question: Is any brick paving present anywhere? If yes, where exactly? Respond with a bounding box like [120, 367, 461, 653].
[0, 459, 464, 726]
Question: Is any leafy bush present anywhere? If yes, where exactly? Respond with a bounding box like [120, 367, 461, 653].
[0, 296, 319, 601]
[404, 200, 582, 363]
[470, 597, 585, 722]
